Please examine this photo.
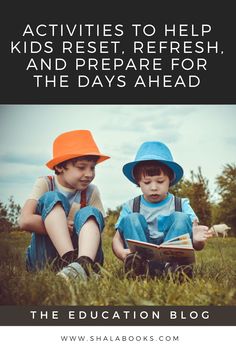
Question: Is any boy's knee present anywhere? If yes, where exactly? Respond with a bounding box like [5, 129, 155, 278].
[170, 212, 193, 235]
[172, 211, 191, 223]
[123, 213, 146, 227]
[74, 206, 103, 219]
[117, 213, 148, 237]
[40, 191, 67, 205]
[38, 191, 70, 220]
[74, 206, 104, 232]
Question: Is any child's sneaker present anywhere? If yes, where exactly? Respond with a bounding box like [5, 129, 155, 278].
[56, 255, 99, 282]
[124, 252, 150, 277]
[56, 262, 88, 281]
[53, 249, 78, 271]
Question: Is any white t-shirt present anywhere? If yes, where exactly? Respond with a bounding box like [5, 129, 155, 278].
[28, 175, 106, 219]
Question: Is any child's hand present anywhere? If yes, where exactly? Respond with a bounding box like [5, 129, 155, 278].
[192, 219, 212, 249]
[67, 220, 74, 236]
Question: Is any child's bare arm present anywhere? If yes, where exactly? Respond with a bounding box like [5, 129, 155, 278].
[112, 230, 131, 261]
[192, 219, 213, 250]
[19, 199, 47, 235]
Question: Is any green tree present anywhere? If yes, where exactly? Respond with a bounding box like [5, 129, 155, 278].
[215, 163, 236, 234]
[6, 196, 21, 228]
[0, 197, 21, 232]
[170, 167, 212, 226]
[210, 202, 222, 225]
[0, 201, 12, 232]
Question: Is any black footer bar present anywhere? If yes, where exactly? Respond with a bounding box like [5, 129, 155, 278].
[0, 306, 235, 326]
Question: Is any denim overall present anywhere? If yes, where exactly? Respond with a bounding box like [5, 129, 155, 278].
[26, 187, 104, 271]
[117, 211, 193, 247]
[117, 196, 193, 271]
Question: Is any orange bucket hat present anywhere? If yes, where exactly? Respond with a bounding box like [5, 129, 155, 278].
[46, 130, 110, 169]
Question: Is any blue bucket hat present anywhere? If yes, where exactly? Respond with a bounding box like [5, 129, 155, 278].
[122, 141, 184, 186]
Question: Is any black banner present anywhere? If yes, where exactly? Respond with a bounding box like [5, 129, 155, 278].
[0, 306, 235, 326]
[1, 2, 236, 104]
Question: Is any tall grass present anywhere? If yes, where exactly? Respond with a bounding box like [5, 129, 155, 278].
[0, 232, 235, 305]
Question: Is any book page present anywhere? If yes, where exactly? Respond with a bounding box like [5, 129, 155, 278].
[127, 239, 195, 263]
[127, 240, 162, 262]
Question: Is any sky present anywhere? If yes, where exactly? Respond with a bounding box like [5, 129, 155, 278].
[0, 105, 235, 212]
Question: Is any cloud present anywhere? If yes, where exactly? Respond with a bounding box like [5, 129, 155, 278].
[0, 152, 48, 166]
[100, 106, 188, 138]
[0, 175, 35, 184]
[0, 161, 48, 185]
[225, 137, 236, 146]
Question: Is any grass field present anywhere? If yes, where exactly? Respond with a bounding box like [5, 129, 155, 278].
[0, 231, 236, 306]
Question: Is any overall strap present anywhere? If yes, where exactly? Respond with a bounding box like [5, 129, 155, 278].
[46, 176, 87, 209]
[132, 195, 141, 213]
[174, 196, 182, 212]
[80, 189, 87, 208]
[46, 175, 54, 191]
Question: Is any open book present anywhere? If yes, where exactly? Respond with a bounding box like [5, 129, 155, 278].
[127, 233, 195, 264]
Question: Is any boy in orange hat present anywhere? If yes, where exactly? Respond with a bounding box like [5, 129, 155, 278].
[19, 130, 110, 281]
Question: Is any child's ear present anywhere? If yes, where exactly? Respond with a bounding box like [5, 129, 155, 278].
[167, 176, 171, 187]
[54, 165, 63, 174]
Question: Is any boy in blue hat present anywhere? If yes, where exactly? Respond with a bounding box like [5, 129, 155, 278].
[112, 141, 212, 277]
